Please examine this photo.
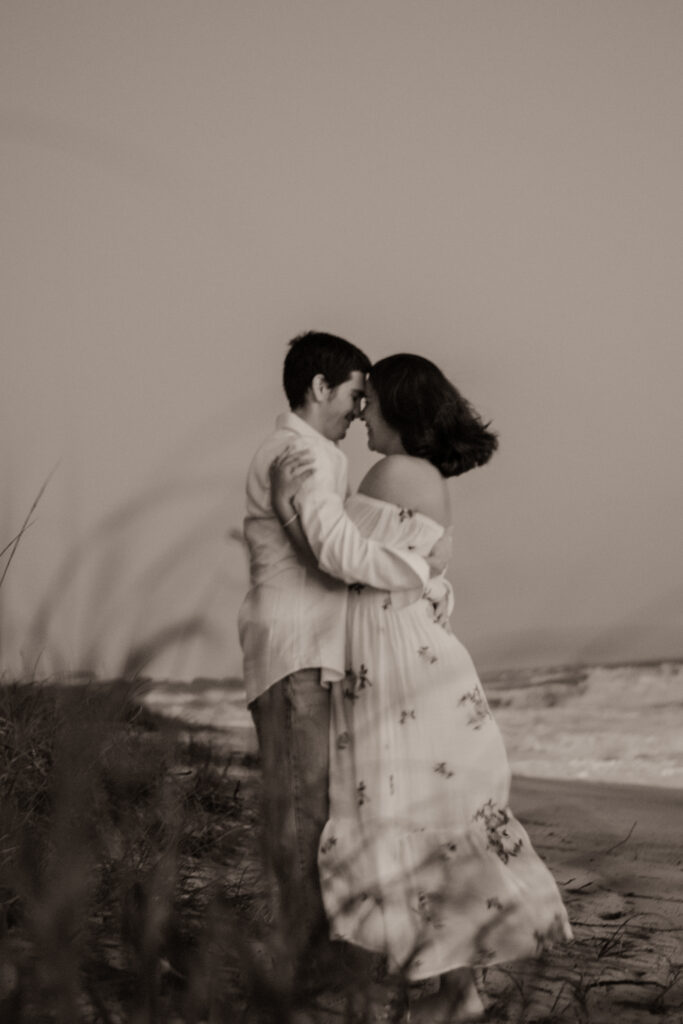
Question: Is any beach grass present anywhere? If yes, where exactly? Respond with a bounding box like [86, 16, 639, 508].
[0, 678, 681, 1023]
[0, 678, 267, 1022]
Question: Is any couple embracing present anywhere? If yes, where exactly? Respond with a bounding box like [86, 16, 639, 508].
[238, 332, 571, 1022]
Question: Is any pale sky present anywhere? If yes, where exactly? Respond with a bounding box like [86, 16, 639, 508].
[2, 1, 682, 680]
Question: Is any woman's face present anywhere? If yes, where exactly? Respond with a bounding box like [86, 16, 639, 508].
[361, 378, 403, 454]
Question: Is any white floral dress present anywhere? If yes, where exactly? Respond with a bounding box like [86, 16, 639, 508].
[318, 494, 572, 981]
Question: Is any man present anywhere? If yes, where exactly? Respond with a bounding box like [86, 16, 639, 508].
[238, 332, 437, 1013]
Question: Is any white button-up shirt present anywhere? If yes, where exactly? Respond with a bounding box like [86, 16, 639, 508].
[238, 412, 430, 705]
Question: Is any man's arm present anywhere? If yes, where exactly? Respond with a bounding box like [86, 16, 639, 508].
[286, 456, 430, 590]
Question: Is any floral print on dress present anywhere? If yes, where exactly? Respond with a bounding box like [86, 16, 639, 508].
[459, 688, 492, 729]
[318, 491, 572, 981]
[349, 582, 366, 594]
[398, 507, 415, 522]
[474, 800, 523, 863]
[357, 664, 372, 689]
[320, 835, 337, 855]
[343, 666, 372, 701]
[425, 594, 453, 633]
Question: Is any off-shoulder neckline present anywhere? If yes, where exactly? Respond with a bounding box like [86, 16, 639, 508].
[350, 491, 447, 535]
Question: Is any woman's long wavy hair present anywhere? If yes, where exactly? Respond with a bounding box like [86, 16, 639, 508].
[368, 354, 498, 478]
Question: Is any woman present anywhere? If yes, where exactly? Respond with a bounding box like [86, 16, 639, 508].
[272, 354, 572, 1022]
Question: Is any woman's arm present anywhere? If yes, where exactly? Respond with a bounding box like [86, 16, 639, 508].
[359, 454, 454, 577]
[269, 449, 320, 569]
[272, 492, 322, 571]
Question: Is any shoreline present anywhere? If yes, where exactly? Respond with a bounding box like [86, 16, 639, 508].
[139, 660, 683, 790]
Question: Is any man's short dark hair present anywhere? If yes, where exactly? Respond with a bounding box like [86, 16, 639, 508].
[283, 331, 371, 409]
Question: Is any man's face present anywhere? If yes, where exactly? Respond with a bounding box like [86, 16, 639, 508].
[321, 370, 366, 441]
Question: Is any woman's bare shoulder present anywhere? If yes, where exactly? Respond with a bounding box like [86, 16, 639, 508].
[359, 455, 450, 525]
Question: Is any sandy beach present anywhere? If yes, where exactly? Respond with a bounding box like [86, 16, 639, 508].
[142, 663, 683, 1021]
[503, 775, 683, 1021]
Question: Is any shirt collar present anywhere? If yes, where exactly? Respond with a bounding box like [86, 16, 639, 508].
[276, 411, 340, 450]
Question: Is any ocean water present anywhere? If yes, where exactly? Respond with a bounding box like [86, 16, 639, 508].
[143, 660, 683, 789]
[482, 661, 683, 788]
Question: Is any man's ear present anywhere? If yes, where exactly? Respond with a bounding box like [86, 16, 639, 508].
[310, 373, 330, 403]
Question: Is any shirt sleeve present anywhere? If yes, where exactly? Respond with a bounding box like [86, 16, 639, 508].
[291, 448, 430, 590]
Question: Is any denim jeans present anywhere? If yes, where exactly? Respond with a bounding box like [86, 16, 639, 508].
[251, 669, 331, 982]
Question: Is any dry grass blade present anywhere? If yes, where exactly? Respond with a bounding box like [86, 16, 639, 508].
[24, 473, 229, 675]
[0, 521, 36, 562]
[0, 464, 58, 591]
[119, 615, 213, 678]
